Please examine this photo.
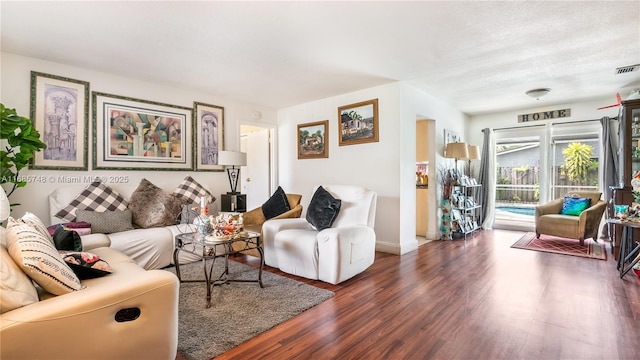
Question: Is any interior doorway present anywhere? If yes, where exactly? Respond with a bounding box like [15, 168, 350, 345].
[415, 118, 437, 245]
[240, 124, 276, 210]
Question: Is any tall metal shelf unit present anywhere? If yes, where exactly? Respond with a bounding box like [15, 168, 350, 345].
[451, 183, 482, 240]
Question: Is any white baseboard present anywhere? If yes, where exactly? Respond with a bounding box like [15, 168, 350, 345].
[375, 239, 418, 255]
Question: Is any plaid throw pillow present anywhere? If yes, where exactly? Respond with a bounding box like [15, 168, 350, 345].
[173, 176, 215, 204]
[55, 180, 128, 222]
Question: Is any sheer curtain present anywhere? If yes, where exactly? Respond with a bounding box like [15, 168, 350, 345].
[600, 116, 619, 238]
[478, 128, 496, 229]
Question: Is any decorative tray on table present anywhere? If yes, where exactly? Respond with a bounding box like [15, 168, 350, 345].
[200, 213, 245, 243]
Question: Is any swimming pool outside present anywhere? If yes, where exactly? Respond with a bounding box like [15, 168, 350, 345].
[496, 206, 535, 217]
[495, 204, 536, 223]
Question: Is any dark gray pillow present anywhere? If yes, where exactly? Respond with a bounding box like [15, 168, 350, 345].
[52, 226, 83, 251]
[262, 186, 291, 220]
[306, 186, 341, 231]
[76, 209, 134, 234]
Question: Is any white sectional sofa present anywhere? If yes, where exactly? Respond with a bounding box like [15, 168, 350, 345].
[48, 181, 214, 270]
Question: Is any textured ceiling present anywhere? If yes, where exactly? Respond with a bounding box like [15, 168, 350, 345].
[2, 1, 639, 115]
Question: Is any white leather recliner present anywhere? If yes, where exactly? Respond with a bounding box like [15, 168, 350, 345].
[262, 185, 377, 284]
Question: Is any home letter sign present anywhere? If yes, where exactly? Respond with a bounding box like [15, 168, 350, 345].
[517, 108, 571, 123]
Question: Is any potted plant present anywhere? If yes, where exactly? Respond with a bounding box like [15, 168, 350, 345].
[0, 103, 47, 200]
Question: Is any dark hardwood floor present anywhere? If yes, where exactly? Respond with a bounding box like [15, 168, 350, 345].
[180, 229, 640, 360]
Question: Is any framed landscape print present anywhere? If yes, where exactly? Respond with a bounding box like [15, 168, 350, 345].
[193, 101, 224, 171]
[298, 120, 328, 159]
[338, 98, 379, 146]
[92, 92, 193, 170]
[444, 129, 462, 146]
[30, 71, 89, 170]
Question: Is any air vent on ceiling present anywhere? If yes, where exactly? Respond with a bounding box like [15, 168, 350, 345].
[615, 64, 640, 75]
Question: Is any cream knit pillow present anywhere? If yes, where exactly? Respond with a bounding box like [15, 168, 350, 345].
[0, 227, 39, 313]
[6, 218, 82, 295]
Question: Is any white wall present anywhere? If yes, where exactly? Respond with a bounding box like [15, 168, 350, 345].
[277, 83, 403, 253]
[400, 84, 468, 245]
[277, 82, 468, 254]
[466, 98, 620, 151]
[1, 52, 278, 224]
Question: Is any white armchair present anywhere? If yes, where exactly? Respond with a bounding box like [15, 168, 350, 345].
[262, 185, 377, 284]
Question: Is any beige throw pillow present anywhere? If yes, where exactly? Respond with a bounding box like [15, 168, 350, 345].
[1, 239, 39, 313]
[6, 218, 82, 295]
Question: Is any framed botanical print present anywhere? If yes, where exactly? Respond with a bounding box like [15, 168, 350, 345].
[92, 92, 193, 170]
[338, 98, 379, 146]
[298, 120, 329, 159]
[30, 71, 89, 170]
[193, 101, 225, 171]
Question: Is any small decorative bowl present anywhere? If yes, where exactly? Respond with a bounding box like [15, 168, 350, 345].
[614, 204, 630, 219]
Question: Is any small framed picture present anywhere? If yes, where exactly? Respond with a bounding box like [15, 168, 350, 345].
[466, 217, 474, 228]
[298, 120, 329, 159]
[338, 98, 379, 146]
[449, 169, 458, 181]
[458, 196, 466, 208]
[452, 209, 462, 220]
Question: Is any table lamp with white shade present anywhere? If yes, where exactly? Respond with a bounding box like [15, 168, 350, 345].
[217, 150, 247, 195]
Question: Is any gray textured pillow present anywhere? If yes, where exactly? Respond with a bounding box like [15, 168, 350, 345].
[128, 179, 187, 228]
[76, 209, 134, 234]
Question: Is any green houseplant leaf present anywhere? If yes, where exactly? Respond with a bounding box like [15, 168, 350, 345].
[0, 103, 47, 199]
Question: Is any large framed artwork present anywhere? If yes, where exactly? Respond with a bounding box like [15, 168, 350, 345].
[338, 98, 379, 146]
[92, 92, 193, 170]
[298, 120, 329, 159]
[193, 101, 224, 171]
[30, 71, 89, 170]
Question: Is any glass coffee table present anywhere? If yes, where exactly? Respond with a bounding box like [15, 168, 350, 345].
[173, 231, 264, 308]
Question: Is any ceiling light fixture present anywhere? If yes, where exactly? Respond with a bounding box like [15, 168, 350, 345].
[525, 88, 551, 100]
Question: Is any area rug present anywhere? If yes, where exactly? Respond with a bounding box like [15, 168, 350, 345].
[511, 232, 607, 260]
[165, 260, 334, 360]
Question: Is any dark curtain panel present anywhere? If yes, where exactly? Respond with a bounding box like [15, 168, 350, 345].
[600, 116, 619, 238]
[478, 128, 495, 229]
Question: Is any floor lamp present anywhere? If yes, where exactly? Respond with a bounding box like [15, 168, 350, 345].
[466, 145, 481, 177]
[445, 142, 469, 181]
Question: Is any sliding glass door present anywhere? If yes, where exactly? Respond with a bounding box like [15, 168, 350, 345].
[492, 121, 601, 231]
[550, 123, 601, 198]
[494, 132, 543, 227]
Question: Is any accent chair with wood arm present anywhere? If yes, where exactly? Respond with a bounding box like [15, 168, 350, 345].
[535, 191, 607, 246]
[232, 193, 303, 257]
